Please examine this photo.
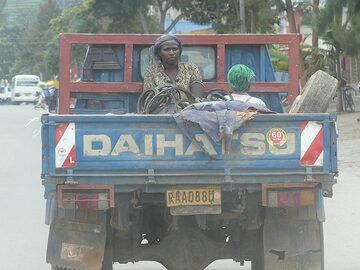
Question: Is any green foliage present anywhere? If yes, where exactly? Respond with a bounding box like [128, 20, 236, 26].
[50, 0, 97, 33]
[44, 37, 59, 78]
[301, 41, 337, 76]
[317, 0, 360, 111]
[245, 0, 281, 33]
[0, 0, 6, 20]
[176, 0, 237, 33]
[11, 0, 61, 79]
[50, 0, 158, 34]
[3, 0, 315, 79]
[318, 0, 360, 56]
[0, 25, 21, 79]
[177, 0, 280, 33]
[269, 47, 289, 71]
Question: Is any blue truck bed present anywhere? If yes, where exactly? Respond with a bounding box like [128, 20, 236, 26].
[41, 113, 337, 190]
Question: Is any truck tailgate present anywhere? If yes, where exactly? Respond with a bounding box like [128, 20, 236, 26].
[42, 113, 337, 183]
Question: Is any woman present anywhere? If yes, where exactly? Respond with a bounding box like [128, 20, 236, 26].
[143, 34, 204, 98]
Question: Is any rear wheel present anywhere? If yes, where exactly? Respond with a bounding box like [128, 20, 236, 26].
[251, 228, 264, 270]
[101, 221, 113, 270]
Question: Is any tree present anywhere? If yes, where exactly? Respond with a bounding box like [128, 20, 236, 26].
[312, 0, 319, 50]
[178, 0, 281, 34]
[291, 1, 323, 84]
[150, 0, 184, 33]
[0, 0, 22, 79]
[273, 0, 298, 33]
[43, 0, 297, 78]
[11, 0, 61, 79]
[0, 26, 20, 79]
[245, 0, 281, 33]
[318, 0, 360, 111]
[0, 0, 6, 22]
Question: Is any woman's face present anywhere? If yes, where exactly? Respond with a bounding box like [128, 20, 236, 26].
[158, 43, 180, 65]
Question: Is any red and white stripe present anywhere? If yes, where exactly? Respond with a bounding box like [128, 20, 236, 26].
[300, 121, 324, 166]
[55, 123, 77, 168]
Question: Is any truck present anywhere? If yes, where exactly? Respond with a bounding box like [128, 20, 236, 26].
[41, 33, 338, 270]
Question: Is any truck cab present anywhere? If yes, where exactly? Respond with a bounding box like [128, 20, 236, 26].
[42, 34, 337, 270]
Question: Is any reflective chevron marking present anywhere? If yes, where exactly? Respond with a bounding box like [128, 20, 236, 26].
[301, 121, 323, 166]
[55, 123, 77, 168]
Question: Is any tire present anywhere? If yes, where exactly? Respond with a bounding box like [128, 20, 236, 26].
[288, 70, 337, 113]
[102, 212, 114, 270]
[101, 238, 113, 270]
[251, 228, 264, 270]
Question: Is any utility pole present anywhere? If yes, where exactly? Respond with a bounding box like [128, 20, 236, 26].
[239, 0, 246, 33]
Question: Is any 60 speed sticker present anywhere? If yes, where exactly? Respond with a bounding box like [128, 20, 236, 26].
[266, 128, 287, 146]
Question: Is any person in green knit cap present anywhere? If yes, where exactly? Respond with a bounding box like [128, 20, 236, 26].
[225, 64, 266, 107]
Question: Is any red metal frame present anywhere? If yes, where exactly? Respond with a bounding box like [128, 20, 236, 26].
[57, 184, 115, 208]
[59, 34, 301, 114]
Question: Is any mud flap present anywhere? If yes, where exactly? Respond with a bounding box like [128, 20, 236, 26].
[263, 206, 324, 270]
[47, 218, 106, 270]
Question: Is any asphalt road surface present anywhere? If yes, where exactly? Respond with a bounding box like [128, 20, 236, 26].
[0, 101, 359, 270]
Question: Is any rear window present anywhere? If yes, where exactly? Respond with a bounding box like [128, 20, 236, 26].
[140, 45, 216, 81]
[16, 80, 38, 87]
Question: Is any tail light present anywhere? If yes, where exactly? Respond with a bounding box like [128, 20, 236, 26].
[262, 183, 317, 208]
[57, 185, 114, 210]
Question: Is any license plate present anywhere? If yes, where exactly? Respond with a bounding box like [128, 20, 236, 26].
[166, 188, 221, 207]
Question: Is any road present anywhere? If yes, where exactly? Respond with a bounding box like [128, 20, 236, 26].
[0, 102, 359, 270]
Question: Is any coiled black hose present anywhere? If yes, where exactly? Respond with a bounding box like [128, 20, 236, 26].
[137, 86, 232, 114]
[137, 85, 196, 114]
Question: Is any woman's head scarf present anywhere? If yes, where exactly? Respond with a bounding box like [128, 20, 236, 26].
[153, 34, 182, 58]
[227, 64, 255, 92]
[38, 82, 46, 89]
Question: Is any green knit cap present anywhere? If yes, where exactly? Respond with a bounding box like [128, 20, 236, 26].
[227, 64, 255, 92]
[38, 82, 46, 89]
